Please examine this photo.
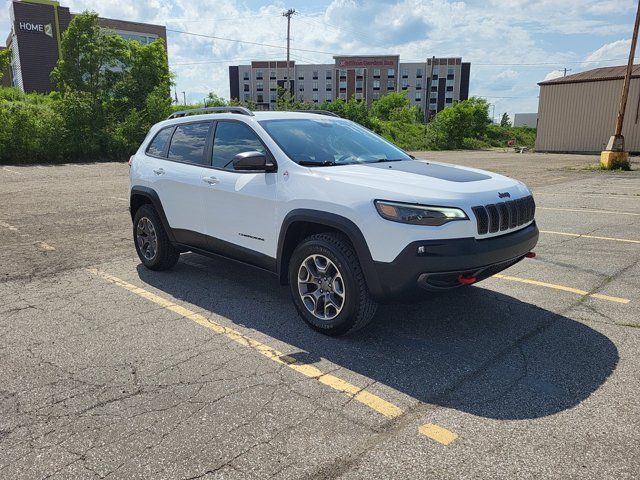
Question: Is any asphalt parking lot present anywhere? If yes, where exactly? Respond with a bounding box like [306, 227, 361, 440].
[1, 151, 639, 479]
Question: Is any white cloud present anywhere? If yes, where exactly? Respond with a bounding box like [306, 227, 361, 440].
[543, 70, 565, 81]
[585, 39, 632, 62]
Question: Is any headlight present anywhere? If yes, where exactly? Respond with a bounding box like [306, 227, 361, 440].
[374, 200, 468, 226]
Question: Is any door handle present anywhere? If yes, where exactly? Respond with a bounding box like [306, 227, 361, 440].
[153, 168, 165, 176]
[203, 176, 220, 185]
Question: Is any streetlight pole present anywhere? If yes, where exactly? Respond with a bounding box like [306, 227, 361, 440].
[601, 0, 639, 169]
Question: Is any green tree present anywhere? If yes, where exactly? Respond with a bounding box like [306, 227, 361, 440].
[370, 91, 419, 123]
[426, 97, 492, 150]
[205, 92, 227, 107]
[0, 48, 10, 81]
[500, 112, 511, 127]
[51, 12, 126, 104]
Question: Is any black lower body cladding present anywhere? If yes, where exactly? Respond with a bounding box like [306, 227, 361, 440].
[368, 222, 539, 301]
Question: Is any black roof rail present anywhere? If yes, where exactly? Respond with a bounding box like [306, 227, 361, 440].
[168, 106, 254, 120]
[302, 110, 341, 118]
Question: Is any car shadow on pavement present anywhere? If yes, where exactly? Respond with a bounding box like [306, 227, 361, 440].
[136, 253, 619, 421]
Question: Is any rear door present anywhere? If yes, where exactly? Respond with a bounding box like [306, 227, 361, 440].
[202, 120, 278, 261]
[146, 121, 214, 248]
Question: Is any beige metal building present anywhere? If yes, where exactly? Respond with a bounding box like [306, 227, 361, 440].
[536, 65, 640, 153]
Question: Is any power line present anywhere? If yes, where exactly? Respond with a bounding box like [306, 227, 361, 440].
[166, 28, 338, 56]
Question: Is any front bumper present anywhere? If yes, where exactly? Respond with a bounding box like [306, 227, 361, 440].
[368, 222, 539, 300]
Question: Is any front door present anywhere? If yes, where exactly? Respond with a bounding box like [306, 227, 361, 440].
[202, 120, 278, 264]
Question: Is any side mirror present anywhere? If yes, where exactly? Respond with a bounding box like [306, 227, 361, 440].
[232, 151, 276, 172]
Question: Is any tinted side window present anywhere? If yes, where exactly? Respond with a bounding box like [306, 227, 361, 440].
[167, 122, 211, 165]
[212, 122, 266, 170]
[146, 127, 173, 157]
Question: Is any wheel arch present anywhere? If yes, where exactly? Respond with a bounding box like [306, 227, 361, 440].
[130, 186, 176, 244]
[276, 209, 383, 297]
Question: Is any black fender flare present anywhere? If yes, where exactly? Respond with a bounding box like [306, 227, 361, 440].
[129, 186, 176, 244]
[276, 209, 384, 298]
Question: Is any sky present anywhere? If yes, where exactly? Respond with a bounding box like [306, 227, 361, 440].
[1, 0, 638, 118]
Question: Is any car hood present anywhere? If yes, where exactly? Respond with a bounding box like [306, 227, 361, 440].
[307, 159, 530, 203]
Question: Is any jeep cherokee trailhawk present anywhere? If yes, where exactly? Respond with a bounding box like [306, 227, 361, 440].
[130, 107, 538, 335]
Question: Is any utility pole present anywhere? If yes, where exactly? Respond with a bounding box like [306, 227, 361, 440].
[563, 68, 572, 77]
[182, 91, 186, 106]
[601, 0, 639, 169]
[282, 8, 296, 96]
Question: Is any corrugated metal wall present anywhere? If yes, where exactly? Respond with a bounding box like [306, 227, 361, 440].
[536, 78, 640, 153]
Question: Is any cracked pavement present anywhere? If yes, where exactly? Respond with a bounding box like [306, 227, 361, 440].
[0, 152, 639, 479]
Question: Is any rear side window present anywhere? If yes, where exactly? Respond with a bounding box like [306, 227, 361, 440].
[167, 122, 211, 165]
[146, 127, 173, 157]
[211, 122, 266, 170]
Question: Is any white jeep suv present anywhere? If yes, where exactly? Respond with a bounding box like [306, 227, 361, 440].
[130, 107, 538, 335]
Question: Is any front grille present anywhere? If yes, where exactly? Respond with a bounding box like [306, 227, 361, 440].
[472, 195, 535, 235]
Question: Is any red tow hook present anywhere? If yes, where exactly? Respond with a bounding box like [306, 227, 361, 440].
[458, 275, 477, 285]
[525, 251, 536, 258]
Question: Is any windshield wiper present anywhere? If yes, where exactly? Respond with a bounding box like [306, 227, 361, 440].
[373, 158, 404, 163]
[298, 160, 336, 167]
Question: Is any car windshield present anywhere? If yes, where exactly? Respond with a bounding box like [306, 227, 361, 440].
[258, 118, 412, 166]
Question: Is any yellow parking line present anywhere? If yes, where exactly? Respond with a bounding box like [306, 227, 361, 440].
[541, 230, 640, 244]
[493, 274, 630, 304]
[537, 207, 640, 217]
[88, 268, 406, 420]
[419, 424, 458, 445]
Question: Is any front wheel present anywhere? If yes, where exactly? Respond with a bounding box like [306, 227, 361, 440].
[289, 233, 378, 336]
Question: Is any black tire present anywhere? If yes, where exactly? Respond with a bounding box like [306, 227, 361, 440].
[133, 204, 179, 271]
[288, 232, 377, 336]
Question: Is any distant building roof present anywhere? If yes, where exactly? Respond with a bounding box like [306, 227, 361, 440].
[538, 64, 640, 86]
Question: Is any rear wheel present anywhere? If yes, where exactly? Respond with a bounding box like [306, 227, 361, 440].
[289, 233, 377, 336]
[133, 204, 179, 270]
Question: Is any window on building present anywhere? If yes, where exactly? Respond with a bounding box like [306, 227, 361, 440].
[432, 74, 438, 80]
[431, 92, 438, 98]
[243, 72, 249, 80]
[387, 79, 394, 89]
[415, 92, 422, 101]
[299, 85, 305, 92]
[312, 93, 319, 102]
[339, 69, 347, 77]
[339, 81, 347, 89]
[401, 79, 409, 89]
[448, 67, 454, 75]
[446, 86, 454, 92]
[326, 70, 332, 79]
[168, 123, 211, 165]
[269, 81, 277, 90]
[355, 80, 363, 89]
[373, 68, 381, 77]
[373, 91, 380, 100]
[339, 92, 347, 100]
[146, 127, 173, 157]
[402, 68, 408, 78]
[312, 70, 318, 79]
[325, 93, 332, 101]
[326, 81, 332, 91]
[445, 97, 453, 104]
[298, 74, 304, 80]
[355, 68, 364, 77]
[416, 83, 422, 90]
[244, 93, 250, 101]
[387, 68, 395, 77]
[430, 98, 437, 104]
[431, 85, 438, 92]
[270, 92, 277, 102]
[355, 92, 363, 100]
[256, 70, 263, 79]
[270, 70, 276, 79]
[373, 80, 380, 90]
[257, 94, 264, 103]
[256, 82, 263, 91]
[313, 81, 319, 91]
[416, 68, 423, 78]
[211, 122, 266, 170]
[243, 84, 250, 92]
